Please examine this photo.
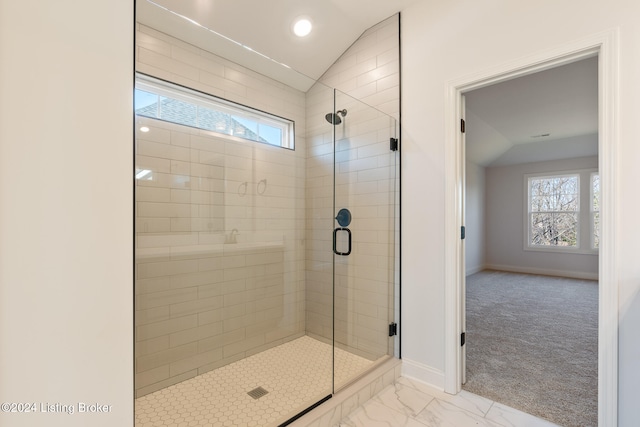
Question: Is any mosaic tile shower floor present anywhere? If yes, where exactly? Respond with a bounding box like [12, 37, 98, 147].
[135, 336, 374, 427]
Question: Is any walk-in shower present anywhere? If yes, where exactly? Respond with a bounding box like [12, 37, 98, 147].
[134, 2, 399, 426]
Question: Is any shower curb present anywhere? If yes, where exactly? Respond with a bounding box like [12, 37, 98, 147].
[286, 357, 402, 427]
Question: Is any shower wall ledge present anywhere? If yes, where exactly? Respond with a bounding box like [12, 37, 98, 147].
[136, 239, 284, 260]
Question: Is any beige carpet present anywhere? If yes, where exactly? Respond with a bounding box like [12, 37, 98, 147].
[463, 270, 598, 427]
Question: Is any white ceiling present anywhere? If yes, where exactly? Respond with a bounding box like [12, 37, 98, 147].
[138, 1, 598, 166]
[465, 56, 599, 167]
[138, 0, 420, 91]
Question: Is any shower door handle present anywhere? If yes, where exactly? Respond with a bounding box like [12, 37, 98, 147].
[333, 227, 352, 256]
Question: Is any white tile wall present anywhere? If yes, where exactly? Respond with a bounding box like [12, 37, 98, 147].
[305, 15, 400, 361]
[135, 11, 400, 408]
[135, 27, 307, 397]
[318, 15, 400, 120]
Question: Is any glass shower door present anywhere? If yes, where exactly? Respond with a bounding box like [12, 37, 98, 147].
[331, 90, 398, 390]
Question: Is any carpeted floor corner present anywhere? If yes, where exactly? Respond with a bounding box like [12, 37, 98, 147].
[463, 270, 598, 427]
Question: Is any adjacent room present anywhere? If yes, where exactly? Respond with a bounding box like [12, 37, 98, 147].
[462, 56, 599, 427]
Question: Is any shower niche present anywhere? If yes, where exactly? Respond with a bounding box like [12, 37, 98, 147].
[134, 2, 399, 425]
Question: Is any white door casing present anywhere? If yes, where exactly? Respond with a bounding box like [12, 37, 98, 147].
[444, 29, 619, 427]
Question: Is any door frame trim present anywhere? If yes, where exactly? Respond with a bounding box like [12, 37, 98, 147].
[443, 29, 619, 427]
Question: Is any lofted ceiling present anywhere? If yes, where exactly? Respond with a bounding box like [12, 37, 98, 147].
[137, 0, 421, 91]
[465, 56, 599, 167]
[137, 1, 598, 166]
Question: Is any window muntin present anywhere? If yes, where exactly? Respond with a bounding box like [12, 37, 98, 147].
[591, 172, 600, 249]
[527, 174, 580, 248]
[135, 75, 294, 149]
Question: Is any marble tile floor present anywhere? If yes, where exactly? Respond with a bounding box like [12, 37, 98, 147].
[336, 376, 561, 427]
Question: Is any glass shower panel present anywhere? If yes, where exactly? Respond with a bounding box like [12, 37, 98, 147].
[134, 1, 400, 424]
[303, 80, 340, 391]
[332, 90, 398, 389]
[135, 93, 331, 424]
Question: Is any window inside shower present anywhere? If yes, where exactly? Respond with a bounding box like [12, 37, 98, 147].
[135, 75, 295, 149]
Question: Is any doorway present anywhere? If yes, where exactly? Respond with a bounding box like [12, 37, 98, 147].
[444, 30, 620, 427]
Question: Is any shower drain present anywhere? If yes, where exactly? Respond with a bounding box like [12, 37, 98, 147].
[247, 386, 269, 400]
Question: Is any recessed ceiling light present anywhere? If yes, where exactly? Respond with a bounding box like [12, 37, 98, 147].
[140, 126, 150, 133]
[293, 18, 312, 37]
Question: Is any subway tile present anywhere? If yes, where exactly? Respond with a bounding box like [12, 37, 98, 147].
[136, 342, 198, 373]
[138, 47, 199, 81]
[169, 321, 223, 347]
[170, 130, 190, 147]
[136, 306, 171, 326]
[138, 25, 197, 53]
[136, 258, 199, 279]
[136, 201, 191, 219]
[135, 276, 172, 295]
[136, 154, 170, 174]
[136, 127, 172, 145]
[135, 369, 197, 398]
[136, 287, 198, 310]
[136, 187, 170, 202]
[198, 327, 244, 353]
[135, 335, 169, 357]
[197, 282, 224, 300]
[223, 290, 249, 307]
[135, 172, 174, 190]
[170, 159, 190, 175]
[138, 139, 191, 162]
[221, 300, 248, 319]
[170, 217, 192, 232]
[136, 235, 172, 250]
[170, 295, 223, 317]
[169, 348, 223, 377]
[198, 308, 223, 326]
[198, 256, 224, 272]
[136, 31, 172, 56]
[170, 44, 204, 69]
[377, 73, 399, 93]
[136, 314, 198, 341]
[135, 365, 169, 389]
[223, 334, 265, 358]
[223, 312, 257, 333]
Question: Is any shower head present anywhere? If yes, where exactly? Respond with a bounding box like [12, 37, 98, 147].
[325, 113, 341, 125]
[325, 109, 347, 125]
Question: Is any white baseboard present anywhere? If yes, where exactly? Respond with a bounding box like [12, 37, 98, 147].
[465, 265, 485, 275]
[484, 264, 598, 281]
[401, 358, 445, 390]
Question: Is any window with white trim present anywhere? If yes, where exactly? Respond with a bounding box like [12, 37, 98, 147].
[527, 174, 580, 248]
[591, 172, 600, 249]
[134, 75, 294, 149]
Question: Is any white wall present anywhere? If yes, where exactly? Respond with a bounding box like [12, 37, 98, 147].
[0, 1, 133, 426]
[465, 160, 486, 274]
[401, 0, 640, 424]
[485, 157, 598, 279]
